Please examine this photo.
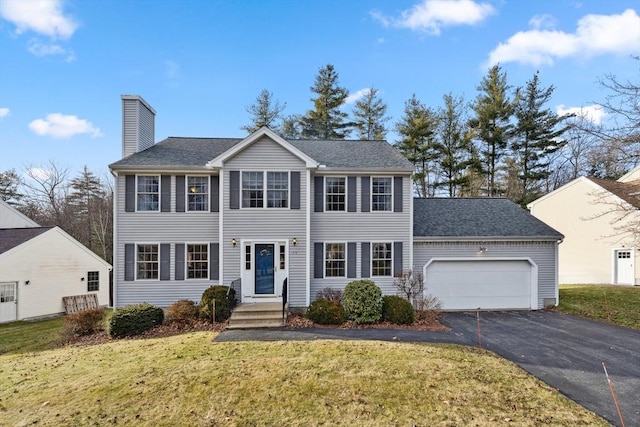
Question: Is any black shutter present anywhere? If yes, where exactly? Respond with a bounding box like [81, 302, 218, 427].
[361, 176, 370, 212]
[176, 175, 185, 212]
[161, 175, 171, 212]
[160, 243, 170, 280]
[394, 242, 403, 276]
[290, 171, 300, 209]
[125, 175, 135, 212]
[314, 242, 324, 278]
[230, 171, 240, 209]
[347, 176, 357, 212]
[347, 242, 356, 278]
[175, 243, 185, 280]
[361, 242, 370, 278]
[394, 176, 403, 213]
[124, 243, 134, 281]
[314, 176, 323, 212]
[210, 175, 219, 212]
[210, 243, 219, 280]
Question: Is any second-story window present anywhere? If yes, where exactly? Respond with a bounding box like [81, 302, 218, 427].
[137, 176, 159, 211]
[242, 172, 264, 208]
[267, 172, 288, 208]
[187, 176, 209, 211]
[242, 171, 288, 208]
[325, 177, 345, 211]
[372, 177, 392, 211]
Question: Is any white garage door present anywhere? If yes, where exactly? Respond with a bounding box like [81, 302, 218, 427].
[424, 260, 532, 310]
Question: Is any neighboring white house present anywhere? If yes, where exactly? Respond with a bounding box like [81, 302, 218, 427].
[0, 201, 112, 323]
[528, 167, 640, 285]
[109, 95, 563, 312]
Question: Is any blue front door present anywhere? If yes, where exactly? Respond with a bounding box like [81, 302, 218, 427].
[255, 243, 275, 294]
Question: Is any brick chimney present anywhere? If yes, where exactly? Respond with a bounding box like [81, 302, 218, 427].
[121, 95, 156, 158]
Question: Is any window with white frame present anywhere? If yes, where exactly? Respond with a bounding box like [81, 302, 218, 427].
[372, 242, 392, 276]
[187, 244, 208, 279]
[325, 177, 345, 211]
[137, 176, 160, 211]
[325, 243, 345, 277]
[87, 271, 99, 291]
[242, 171, 289, 208]
[136, 244, 158, 279]
[372, 177, 392, 211]
[187, 176, 209, 211]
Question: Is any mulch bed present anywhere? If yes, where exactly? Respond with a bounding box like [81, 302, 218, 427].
[285, 311, 448, 331]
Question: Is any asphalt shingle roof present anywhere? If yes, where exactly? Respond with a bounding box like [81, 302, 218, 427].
[413, 198, 563, 239]
[587, 177, 640, 209]
[109, 136, 413, 170]
[0, 227, 53, 254]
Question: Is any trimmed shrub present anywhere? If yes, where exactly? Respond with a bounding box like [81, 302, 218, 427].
[166, 299, 199, 323]
[306, 299, 345, 325]
[342, 279, 383, 325]
[382, 295, 416, 325]
[316, 287, 342, 302]
[64, 308, 106, 337]
[108, 303, 164, 338]
[200, 285, 236, 322]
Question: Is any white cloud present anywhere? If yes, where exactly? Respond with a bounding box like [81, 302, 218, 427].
[29, 113, 103, 138]
[557, 104, 606, 125]
[487, 9, 640, 67]
[0, 0, 78, 39]
[27, 39, 75, 61]
[372, 0, 495, 35]
[345, 88, 371, 105]
[529, 14, 557, 30]
[25, 167, 52, 181]
[0, 108, 9, 119]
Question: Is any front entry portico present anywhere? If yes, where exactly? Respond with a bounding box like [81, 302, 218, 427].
[240, 240, 288, 303]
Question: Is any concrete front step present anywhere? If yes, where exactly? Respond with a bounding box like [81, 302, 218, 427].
[227, 303, 287, 329]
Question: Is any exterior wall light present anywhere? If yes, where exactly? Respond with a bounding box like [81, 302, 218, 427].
[292, 237, 297, 246]
[231, 238, 237, 247]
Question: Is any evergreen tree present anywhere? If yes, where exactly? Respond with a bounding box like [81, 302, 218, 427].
[241, 89, 286, 134]
[301, 64, 351, 139]
[280, 114, 304, 139]
[470, 64, 514, 196]
[0, 169, 23, 205]
[352, 87, 390, 140]
[512, 71, 571, 205]
[395, 95, 440, 197]
[437, 93, 475, 197]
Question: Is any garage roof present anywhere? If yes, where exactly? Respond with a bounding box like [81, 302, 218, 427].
[0, 227, 53, 254]
[413, 198, 563, 240]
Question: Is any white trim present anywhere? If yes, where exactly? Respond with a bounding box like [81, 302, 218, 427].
[324, 241, 347, 279]
[134, 242, 161, 282]
[305, 169, 311, 307]
[207, 127, 319, 168]
[239, 170, 291, 210]
[219, 171, 224, 285]
[409, 194, 414, 275]
[371, 242, 393, 278]
[185, 175, 211, 213]
[422, 257, 539, 310]
[324, 176, 348, 213]
[184, 242, 210, 280]
[370, 176, 393, 213]
[240, 239, 288, 303]
[612, 247, 635, 285]
[135, 174, 161, 213]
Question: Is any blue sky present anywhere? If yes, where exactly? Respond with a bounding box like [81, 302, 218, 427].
[0, 0, 638, 178]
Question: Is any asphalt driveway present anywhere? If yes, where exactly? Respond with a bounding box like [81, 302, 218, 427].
[215, 311, 640, 426]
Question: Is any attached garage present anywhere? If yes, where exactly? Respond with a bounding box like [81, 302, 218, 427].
[423, 259, 536, 310]
[413, 198, 564, 311]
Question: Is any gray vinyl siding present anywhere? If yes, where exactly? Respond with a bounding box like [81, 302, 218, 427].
[310, 173, 412, 300]
[412, 240, 558, 309]
[114, 173, 220, 307]
[223, 136, 308, 307]
[122, 97, 155, 158]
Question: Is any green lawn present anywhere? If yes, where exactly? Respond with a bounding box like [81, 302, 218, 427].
[0, 331, 607, 426]
[0, 316, 64, 354]
[558, 284, 640, 329]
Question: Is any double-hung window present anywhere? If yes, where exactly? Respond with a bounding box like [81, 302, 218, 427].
[187, 244, 208, 279]
[325, 243, 345, 277]
[187, 177, 209, 211]
[325, 177, 345, 211]
[137, 244, 159, 280]
[372, 177, 392, 211]
[372, 242, 392, 276]
[87, 271, 99, 291]
[242, 171, 289, 208]
[137, 176, 159, 211]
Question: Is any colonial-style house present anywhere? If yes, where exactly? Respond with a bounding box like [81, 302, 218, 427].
[109, 95, 563, 315]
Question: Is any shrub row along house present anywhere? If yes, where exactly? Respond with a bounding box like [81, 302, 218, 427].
[108, 95, 563, 315]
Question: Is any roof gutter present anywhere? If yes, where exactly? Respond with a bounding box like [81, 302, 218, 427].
[413, 236, 564, 242]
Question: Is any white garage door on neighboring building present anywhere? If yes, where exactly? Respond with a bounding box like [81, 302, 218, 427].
[423, 259, 535, 310]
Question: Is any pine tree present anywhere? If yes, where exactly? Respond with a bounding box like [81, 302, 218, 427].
[241, 89, 286, 134]
[395, 95, 440, 197]
[470, 64, 514, 196]
[0, 169, 23, 205]
[352, 87, 390, 140]
[512, 71, 571, 205]
[301, 64, 351, 139]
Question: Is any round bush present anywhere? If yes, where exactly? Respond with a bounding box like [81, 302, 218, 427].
[108, 303, 164, 338]
[306, 299, 345, 325]
[200, 285, 236, 322]
[342, 279, 383, 324]
[166, 299, 199, 323]
[382, 295, 416, 325]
